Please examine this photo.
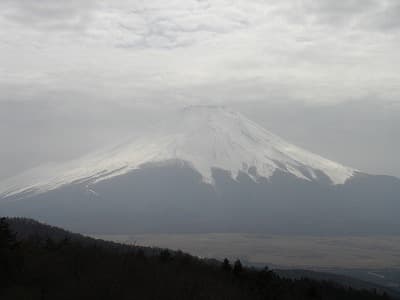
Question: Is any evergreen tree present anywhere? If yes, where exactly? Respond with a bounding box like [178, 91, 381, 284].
[233, 259, 243, 276]
[221, 258, 231, 272]
[159, 249, 171, 263]
[0, 218, 16, 250]
[0, 218, 19, 290]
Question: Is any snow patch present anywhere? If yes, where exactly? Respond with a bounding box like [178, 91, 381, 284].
[0, 106, 356, 199]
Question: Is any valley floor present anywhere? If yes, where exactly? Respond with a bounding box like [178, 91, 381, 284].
[91, 233, 400, 269]
[93, 233, 400, 292]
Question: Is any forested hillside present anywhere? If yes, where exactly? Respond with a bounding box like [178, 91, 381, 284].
[0, 218, 391, 300]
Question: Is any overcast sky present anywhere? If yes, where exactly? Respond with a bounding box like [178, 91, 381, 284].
[0, 0, 399, 179]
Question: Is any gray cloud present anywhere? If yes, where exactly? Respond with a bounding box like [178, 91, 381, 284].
[364, 1, 400, 32]
[1, 0, 399, 39]
[286, 0, 400, 32]
[0, 0, 97, 31]
[301, 0, 379, 24]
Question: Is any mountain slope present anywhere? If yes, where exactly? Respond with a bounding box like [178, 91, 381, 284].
[0, 106, 355, 199]
[0, 106, 399, 235]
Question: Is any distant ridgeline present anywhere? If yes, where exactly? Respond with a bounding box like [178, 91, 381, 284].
[0, 217, 393, 300]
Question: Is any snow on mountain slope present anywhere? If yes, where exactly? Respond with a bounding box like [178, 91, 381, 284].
[0, 106, 356, 199]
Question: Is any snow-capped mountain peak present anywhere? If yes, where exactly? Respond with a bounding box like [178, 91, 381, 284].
[0, 106, 356, 199]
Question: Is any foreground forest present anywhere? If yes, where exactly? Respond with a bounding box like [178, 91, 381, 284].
[0, 217, 392, 300]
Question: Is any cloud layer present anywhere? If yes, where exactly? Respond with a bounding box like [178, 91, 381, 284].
[1, 0, 399, 105]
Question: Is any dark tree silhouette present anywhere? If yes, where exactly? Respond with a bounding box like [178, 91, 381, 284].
[221, 258, 232, 272]
[0, 218, 15, 249]
[233, 259, 243, 276]
[0, 218, 19, 291]
[159, 249, 172, 263]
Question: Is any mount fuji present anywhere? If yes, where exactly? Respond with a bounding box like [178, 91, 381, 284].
[1, 106, 399, 234]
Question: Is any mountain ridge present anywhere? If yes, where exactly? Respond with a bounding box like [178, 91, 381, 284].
[0, 106, 356, 199]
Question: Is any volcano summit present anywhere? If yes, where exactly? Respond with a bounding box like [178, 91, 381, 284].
[1, 106, 399, 234]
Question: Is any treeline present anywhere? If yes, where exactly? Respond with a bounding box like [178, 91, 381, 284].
[0, 217, 391, 300]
